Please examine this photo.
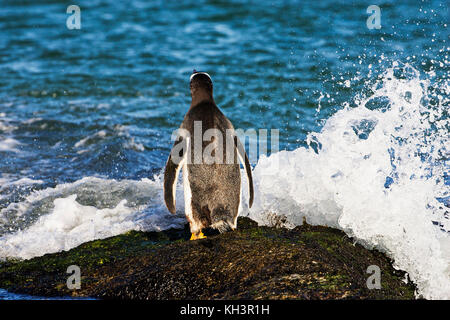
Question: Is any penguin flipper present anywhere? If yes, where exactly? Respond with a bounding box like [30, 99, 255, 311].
[234, 136, 254, 208]
[163, 136, 187, 214]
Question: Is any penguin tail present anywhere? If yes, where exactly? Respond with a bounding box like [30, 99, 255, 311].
[209, 220, 233, 233]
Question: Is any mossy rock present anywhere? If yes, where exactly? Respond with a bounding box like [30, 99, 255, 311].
[0, 217, 416, 299]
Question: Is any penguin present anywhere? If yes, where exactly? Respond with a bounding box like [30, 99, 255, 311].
[163, 70, 254, 240]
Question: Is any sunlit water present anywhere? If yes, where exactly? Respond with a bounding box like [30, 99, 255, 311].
[0, 0, 448, 299]
[0, 288, 95, 300]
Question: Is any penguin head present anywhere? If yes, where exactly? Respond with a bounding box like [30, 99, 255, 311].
[190, 70, 213, 104]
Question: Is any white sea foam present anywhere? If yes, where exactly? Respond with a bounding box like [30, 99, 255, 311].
[0, 177, 44, 188]
[74, 126, 144, 153]
[0, 122, 14, 132]
[74, 130, 107, 148]
[0, 137, 20, 152]
[0, 176, 186, 260]
[0, 115, 19, 152]
[246, 63, 450, 299]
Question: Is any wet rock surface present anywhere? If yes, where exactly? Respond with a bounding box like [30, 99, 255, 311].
[0, 217, 416, 299]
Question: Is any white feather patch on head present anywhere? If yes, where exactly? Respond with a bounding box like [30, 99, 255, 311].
[190, 72, 211, 82]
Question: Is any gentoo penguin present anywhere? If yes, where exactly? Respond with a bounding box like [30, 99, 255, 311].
[163, 70, 254, 240]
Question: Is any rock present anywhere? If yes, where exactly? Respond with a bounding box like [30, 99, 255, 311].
[0, 217, 416, 299]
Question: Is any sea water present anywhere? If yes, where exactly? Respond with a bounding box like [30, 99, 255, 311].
[0, 0, 448, 299]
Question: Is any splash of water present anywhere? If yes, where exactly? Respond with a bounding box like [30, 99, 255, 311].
[0, 176, 186, 259]
[248, 62, 450, 299]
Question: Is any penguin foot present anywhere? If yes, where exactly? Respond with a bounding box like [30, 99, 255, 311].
[190, 231, 206, 240]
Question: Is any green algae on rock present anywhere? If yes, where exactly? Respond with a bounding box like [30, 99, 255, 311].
[0, 217, 416, 299]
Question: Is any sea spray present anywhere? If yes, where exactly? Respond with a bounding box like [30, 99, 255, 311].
[248, 62, 450, 299]
[0, 176, 186, 259]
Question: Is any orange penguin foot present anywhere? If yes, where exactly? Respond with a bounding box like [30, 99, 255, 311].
[190, 231, 207, 240]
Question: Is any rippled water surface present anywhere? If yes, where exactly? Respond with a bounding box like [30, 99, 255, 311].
[0, 0, 449, 299]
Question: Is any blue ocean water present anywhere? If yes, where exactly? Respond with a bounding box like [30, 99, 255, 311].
[0, 288, 95, 300]
[0, 0, 448, 299]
